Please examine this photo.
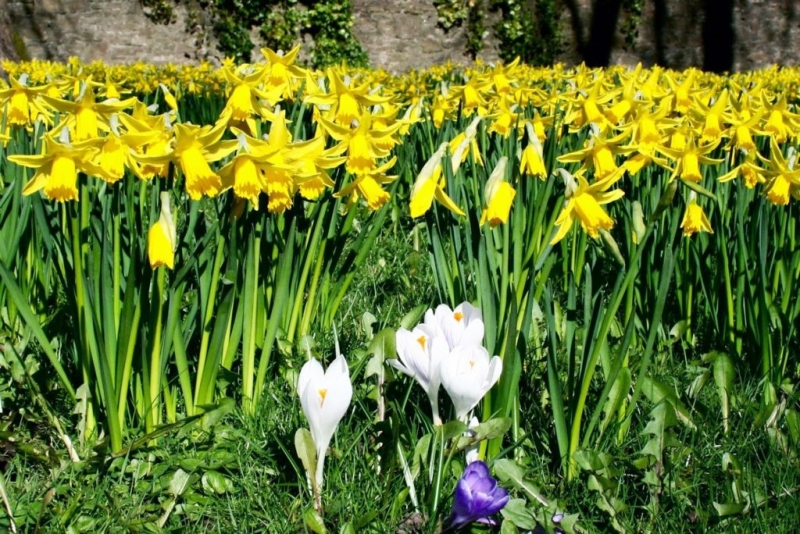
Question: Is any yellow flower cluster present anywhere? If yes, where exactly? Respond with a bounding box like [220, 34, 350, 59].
[4, 52, 800, 244]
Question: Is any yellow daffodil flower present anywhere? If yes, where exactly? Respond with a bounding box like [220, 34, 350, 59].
[557, 126, 632, 180]
[449, 116, 484, 173]
[409, 142, 465, 218]
[550, 168, 625, 245]
[319, 112, 401, 176]
[260, 45, 308, 98]
[519, 122, 547, 179]
[757, 139, 800, 205]
[305, 69, 390, 126]
[217, 130, 282, 208]
[680, 194, 713, 237]
[136, 114, 237, 200]
[430, 87, 456, 129]
[656, 132, 723, 183]
[605, 64, 646, 124]
[148, 192, 177, 269]
[759, 92, 800, 143]
[664, 70, 700, 115]
[220, 63, 281, 124]
[450, 74, 492, 116]
[0, 73, 53, 127]
[92, 116, 158, 184]
[562, 75, 613, 131]
[480, 157, 515, 227]
[486, 96, 520, 137]
[335, 157, 397, 211]
[693, 88, 730, 144]
[41, 79, 137, 140]
[288, 134, 348, 201]
[9, 128, 112, 202]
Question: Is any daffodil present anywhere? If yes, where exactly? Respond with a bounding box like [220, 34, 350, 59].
[759, 93, 800, 143]
[148, 192, 177, 269]
[137, 115, 237, 200]
[718, 151, 766, 189]
[305, 69, 389, 126]
[334, 157, 397, 211]
[120, 103, 175, 180]
[319, 112, 401, 176]
[41, 79, 137, 140]
[449, 116, 484, 173]
[409, 142, 465, 218]
[519, 122, 547, 179]
[288, 134, 347, 201]
[260, 45, 308, 98]
[758, 140, 800, 205]
[680, 194, 713, 237]
[605, 64, 645, 124]
[219, 63, 280, 124]
[562, 74, 613, 131]
[430, 86, 457, 129]
[550, 168, 625, 245]
[663, 70, 700, 115]
[298, 353, 352, 490]
[557, 126, 632, 180]
[217, 131, 281, 207]
[9, 128, 112, 202]
[692, 89, 730, 145]
[451, 74, 492, 116]
[480, 157, 515, 227]
[656, 132, 723, 183]
[92, 114, 158, 184]
[0, 73, 53, 127]
[486, 96, 520, 137]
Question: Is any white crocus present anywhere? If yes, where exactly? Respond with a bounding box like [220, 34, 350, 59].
[388, 324, 449, 425]
[440, 344, 502, 421]
[298, 354, 352, 490]
[425, 302, 485, 350]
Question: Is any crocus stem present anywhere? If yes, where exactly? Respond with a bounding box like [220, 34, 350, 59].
[431, 393, 442, 426]
[313, 447, 324, 515]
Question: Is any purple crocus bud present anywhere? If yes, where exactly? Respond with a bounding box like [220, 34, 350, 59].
[447, 461, 509, 530]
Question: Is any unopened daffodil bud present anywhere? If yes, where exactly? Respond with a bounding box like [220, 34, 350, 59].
[148, 192, 177, 269]
[480, 157, 515, 227]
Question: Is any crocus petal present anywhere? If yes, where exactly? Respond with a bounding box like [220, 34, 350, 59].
[298, 356, 352, 489]
[441, 345, 502, 420]
[448, 461, 509, 530]
[390, 325, 447, 424]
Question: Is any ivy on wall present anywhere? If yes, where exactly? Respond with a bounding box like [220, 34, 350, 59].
[433, 0, 564, 65]
[141, 0, 368, 68]
[620, 0, 644, 50]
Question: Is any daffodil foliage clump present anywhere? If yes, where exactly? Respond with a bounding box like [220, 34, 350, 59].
[1, 50, 799, 531]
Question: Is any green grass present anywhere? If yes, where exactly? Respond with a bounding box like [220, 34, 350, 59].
[5, 367, 798, 533]
[2, 229, 799, 534]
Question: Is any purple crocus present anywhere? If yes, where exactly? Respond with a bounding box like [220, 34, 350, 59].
[447, 461, 510, 530]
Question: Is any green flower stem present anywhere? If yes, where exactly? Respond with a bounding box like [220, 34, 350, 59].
[147, 266, 167, 433]
[193, 235, 226, 409]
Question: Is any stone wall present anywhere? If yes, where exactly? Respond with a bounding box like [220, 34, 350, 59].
[1, 0, 799, 72]
[351, 0, 500, 72]
[4, 0, 215, 65]
[0, 0, 18, 62]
